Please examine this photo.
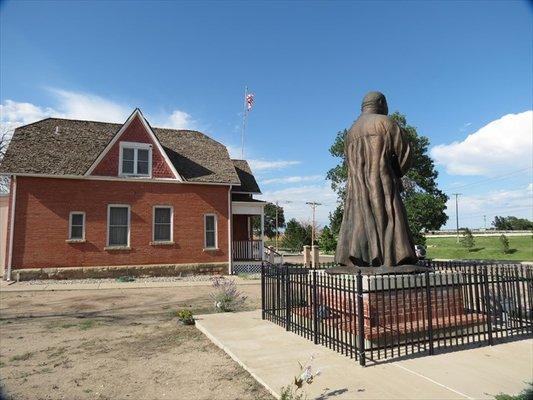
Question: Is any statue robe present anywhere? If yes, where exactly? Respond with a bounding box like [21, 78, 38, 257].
[335, 113, 417, 268]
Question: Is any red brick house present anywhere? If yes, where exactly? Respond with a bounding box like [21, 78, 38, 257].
[0, 109, 266, 280]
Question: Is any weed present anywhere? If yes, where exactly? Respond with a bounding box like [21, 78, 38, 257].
[79, 320, 95, 331]
[9, 352, 33, 362]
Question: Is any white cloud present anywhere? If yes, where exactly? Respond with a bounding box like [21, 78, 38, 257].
[261, 175, 323, 185]
[443, 184, 533, 228]
[248, 159, 301, 171]
[431, 111, 533, 176]
[48, 88, 130, 123]
[258, 183, 338, 225]
[0, 89, 195, 132]
[0, 100, 58, 131]
[159, 109, 195, 130]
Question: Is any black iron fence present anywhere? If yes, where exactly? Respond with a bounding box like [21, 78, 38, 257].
[261, 261, 533, 366]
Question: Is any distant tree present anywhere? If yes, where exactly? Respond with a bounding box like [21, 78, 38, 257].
[0, 125, 12, 193]
[326, 112, 448, 246]
[499, 234, 510, 254]
[459, 228, 475, 251]
[318, 226, 336, 253]
[282, 219, 312, 252]
[492, 216, 533, 231]
[252, 202, 285, 239]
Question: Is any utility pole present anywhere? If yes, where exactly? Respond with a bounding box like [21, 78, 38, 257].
[306, 201, 322, 245]
[273, 200, 291, 251]
[452, 193, 462, 243]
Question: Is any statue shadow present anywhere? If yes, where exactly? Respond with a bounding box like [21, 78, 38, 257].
[316, 387, 350, 399]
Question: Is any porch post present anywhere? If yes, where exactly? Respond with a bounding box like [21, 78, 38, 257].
[260, 205, 265, 260]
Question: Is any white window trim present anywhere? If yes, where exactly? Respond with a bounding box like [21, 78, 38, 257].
[204, 213, 218, 250]
[107, 204, 131, 248]
[119, 141, 152, 178]
[152, 205, 174, 243]
[68, 211, 86, 240]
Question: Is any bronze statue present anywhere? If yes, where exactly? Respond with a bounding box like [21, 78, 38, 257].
[328, 92, 427, 275]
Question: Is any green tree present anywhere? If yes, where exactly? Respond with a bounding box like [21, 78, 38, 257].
[252, 202, 285, 239]
[459, 228, 475, 250]
[282, 219, 312, 252]
[493, 216, 533, 231]
[326, 112, 448, 246]
[499, 234, 510, 254]
[318, 226, 336, 253]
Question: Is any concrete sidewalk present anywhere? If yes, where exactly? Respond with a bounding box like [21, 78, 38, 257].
[196, 310, 533, 400]
[0, 276, 260, 292]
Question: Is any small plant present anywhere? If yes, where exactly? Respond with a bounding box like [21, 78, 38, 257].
[176, 310, 195, 325]
[116, 275, 135, 282]
[210, 278, 247, 312]
[494, 382, 532, 400]
[499, 234, 510, 254]
[9, 352, 33, 362]
[78, 319, 95, 330]
[459, 228, 475, 250]
[280, 355, 321, 400]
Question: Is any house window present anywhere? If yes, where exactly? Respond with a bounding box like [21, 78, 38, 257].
[153, 206, 173, 242]
[69, 212, 85, 240]
[108, 205, 130, 247]
[119, 142, 152, 177]
[204, 214, 217, 249]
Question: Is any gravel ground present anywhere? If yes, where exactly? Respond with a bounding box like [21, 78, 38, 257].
[22, 274, 247, 286]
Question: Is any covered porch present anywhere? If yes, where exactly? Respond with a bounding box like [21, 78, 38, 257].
[231, 198, 266, 262]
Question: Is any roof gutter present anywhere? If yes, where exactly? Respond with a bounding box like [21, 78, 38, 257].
[6, 176, 16, 281]
[0, 173, 237, 187]
[227, 185, 233, 275]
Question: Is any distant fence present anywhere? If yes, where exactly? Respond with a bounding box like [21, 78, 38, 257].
[261, 261, 533, 366]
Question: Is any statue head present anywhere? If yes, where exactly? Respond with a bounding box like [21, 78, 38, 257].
[361, 91, 388, 115]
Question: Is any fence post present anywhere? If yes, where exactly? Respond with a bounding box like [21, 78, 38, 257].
[356, 272, 366, 366]
[261, 262, 265, 320]
[483, 266, 493, 345]
[285, 266, 291, 331]
[425, 270, 434, 355]
[312, 270, 319, 344]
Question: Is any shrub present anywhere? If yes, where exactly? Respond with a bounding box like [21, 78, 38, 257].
[280, 355, 321, 400]
[176, 310, 195, 325]
[459, 228, 475, 250]
[499, 234, 510, 254]
[210, 278, 247, 312]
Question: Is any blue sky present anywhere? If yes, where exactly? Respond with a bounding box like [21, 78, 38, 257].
[1, 0, 532, 228]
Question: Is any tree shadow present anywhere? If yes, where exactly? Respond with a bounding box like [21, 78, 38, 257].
[316, 388, 349, 399]
[468, 247, 485, 252]
[505, 249, 518, 254]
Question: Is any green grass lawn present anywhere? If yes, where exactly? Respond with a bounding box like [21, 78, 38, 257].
[426, 235, 533, 261]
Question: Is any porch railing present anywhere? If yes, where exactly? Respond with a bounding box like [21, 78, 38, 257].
[233, 240, 263, 261]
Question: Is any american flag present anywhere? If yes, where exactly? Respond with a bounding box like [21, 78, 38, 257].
[246, 92, 254, 111]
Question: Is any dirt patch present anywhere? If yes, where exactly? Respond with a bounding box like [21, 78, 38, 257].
[0, 284, 272, 400]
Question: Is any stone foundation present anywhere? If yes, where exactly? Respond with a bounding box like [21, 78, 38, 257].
[11, 262, 229, 281]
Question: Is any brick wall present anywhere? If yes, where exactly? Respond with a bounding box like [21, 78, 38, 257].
[91, 115, 174, 178]
[10, 176, 230, 269]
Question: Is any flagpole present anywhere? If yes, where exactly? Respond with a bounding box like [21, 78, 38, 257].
[241, 85, 248, 159]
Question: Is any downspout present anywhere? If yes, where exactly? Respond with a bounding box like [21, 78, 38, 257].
[6, 175, 16, 281]
[227, 185, 233, 275]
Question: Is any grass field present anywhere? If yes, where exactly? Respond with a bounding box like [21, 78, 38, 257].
[426, 235, 533, 261]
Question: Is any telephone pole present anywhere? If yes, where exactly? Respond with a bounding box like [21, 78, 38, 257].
[452, 193, 462, 243]
[306, 201, 322, 245]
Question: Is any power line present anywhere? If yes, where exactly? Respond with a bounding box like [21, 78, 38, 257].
[306, 202, 322, 245]
[441, 167, 532, 193]
[452, 193, 462, 243]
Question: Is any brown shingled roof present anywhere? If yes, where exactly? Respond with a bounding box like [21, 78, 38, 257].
[231, 159, 261, 193]
[0, 117, 244, 185]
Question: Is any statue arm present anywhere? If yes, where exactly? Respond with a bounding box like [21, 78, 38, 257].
[390, 123, 412, 177]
